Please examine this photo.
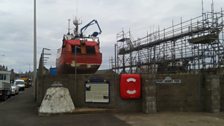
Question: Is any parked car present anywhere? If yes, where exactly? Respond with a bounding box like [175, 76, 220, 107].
[10, 82, 19, 95]
[14, 79, 25, 91]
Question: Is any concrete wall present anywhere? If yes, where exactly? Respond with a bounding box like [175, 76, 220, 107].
[37, 71, 142, 112]
[142, 74, 203, 112]
[204, 75, 220, 113]
[219, 74, 224, 111]
[142, 73, 223, 113]
[37, 71, 224, 113]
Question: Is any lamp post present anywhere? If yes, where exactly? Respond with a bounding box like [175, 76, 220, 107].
[74, 46, 80, 100]
[74, 46, 78, 91]
[74, 46, 80, 81]
[41, 48, 51, 65]
[33, 0, 37, 101]
[75, 46, 77, 84]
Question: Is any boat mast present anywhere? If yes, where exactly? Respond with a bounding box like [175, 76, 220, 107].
[73, 17, 81, 36]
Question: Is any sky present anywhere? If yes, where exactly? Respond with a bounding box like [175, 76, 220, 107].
[0, 0, 224, 73]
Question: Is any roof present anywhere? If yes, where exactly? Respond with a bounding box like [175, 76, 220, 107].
[0, 71, 10, 74]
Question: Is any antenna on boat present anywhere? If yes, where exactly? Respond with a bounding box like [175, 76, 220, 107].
[67, 19, 71, 35]
[75, 0, 79, 18]
[201, 0, 204, 15]
[211, 0, 214, 13]
[73, 17, 81, 36]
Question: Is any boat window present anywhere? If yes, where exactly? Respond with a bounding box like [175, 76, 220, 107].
[72, 46, 81, 54]
[0, 74, 6, 80]
[86, 46, 96, 54]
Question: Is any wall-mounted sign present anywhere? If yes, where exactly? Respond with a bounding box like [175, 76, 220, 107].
[155, 76, 182, 84]
[85, 83, 109, 103]
[120, 74, 141, 99]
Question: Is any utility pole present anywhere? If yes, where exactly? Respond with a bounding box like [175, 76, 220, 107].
[33, 0, 37, 101]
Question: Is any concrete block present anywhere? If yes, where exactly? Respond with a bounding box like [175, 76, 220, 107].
[38, 86, 75, 115]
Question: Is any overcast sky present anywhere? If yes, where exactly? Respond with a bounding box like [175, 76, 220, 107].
[0, 0, 224, 72]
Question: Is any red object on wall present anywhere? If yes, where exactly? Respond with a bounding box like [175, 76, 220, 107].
[120, 74, 141, 99]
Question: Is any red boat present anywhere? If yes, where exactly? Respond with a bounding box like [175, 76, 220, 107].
[56, 19, 102, 74]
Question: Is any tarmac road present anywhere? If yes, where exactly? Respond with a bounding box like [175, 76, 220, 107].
[0, 88, 130, 126]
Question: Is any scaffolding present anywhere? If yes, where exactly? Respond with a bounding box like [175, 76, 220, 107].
[112, 9, 224, 74]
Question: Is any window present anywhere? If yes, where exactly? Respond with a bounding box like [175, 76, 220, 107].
[0, 74, 6, 80]
[86, 46, 96, 54]
[72, 46, 81, 54]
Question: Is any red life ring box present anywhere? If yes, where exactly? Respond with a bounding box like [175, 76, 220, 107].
[120, 74, 141, 99]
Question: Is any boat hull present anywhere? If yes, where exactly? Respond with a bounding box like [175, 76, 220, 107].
[56, 52, 102, 74]
[57, 63, 101, 74]
[56, 30, 102, 74]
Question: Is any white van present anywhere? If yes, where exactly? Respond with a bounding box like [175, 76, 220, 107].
[14, 79, 25, 91]
[0, 71, 11, 100]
